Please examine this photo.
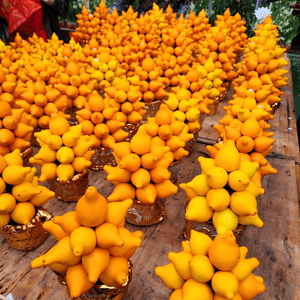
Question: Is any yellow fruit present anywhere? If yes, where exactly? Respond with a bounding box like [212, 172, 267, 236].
[228, 170, 250, 191]
[198, 156, 215, 173]
[105, 199, 133, 227]
[119, 153, 141, 172]
[10, 201, 35, 225]
[108, 227, 142, 257]
[212, 208, 239, 235]
[0, 177, 6, 194]
[136, 183, 157, 204]
[189, 230, 212, 256]
[131, 168, 151, 188]
[208, 231, 240, 271]
[56, 146, 75, 164]
[2, 165, 31, 185]
[238, 214, 264, 228]
[204, 166, 228, 189]
[52, 211, 81, 235]
[95, 222, 124, 248]
[66, 263, 94, 299]
[130, 125, 152, 155]
[238, 273, 266, 300]
[230, 191, 257, 216]
[168, 251, 193, 280]
[99, 256, 130, 286]
[42, 220, 68, 241]
[206, 188, 230, 211]
[238, 161, 260, 179]
[231, 253, 260, 282]
[215, 140, 240, 172]
[188, 254, 215, 283]
[182, 278, 213, 300]
[155, 263, 185, 290]
[82, 246, 110, 284]
[186, 174, 210, 196]
[46, 134, 63, 150]
[56, 164, 74, 183]
[185, 196, 213, 222]
[49, 112, 70, 136]
[0, 193, 16, 214]
[0, 213, 10, 228]
[12, 181, 41, 202]
[4, 149, 23, 166]
[169, 289, 183, 300]
[69, 226, 97, 256]
[76, 186, 108, 227]
[39, 163, 58, 182]
[211, 271, 239, 300]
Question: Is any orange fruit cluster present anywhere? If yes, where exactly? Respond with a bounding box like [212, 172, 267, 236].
[156, 231, 265, 300]
[0, 150, 55, 227]
[31, 186, 143, 298]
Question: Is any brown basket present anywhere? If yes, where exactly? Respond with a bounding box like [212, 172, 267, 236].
[126, 198, 165, 226]
[89, 147, 117, 171]
[21, 146, 33, 167]
[142, 99, 165, 120]
[182, 200, 247, 241]
[65, 107, 80, 126]
[30, 127, 42, 147]
[47, 170, 89, 202]
[123, 122, 140, 142]
[169, 159, 182, 185]
[1, 207, 53, 251]
[207, 96, 220, 116]
[184, 129, 200, 155]
[56, 260, 133, 300]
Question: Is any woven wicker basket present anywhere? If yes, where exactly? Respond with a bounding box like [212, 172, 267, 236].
[1, 207, 53, 251]
[142, 99, 165, 120]
[184, 129, 200, 155]
[126, 198, 165, 226]
[54, 260, 133, 300]
[21, 146, 33, 167]
[47, 170, 89, 202]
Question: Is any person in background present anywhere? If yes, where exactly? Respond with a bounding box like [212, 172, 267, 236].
[41, 0, 69, 42]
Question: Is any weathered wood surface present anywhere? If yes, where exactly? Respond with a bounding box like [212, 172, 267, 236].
[1, 52, 300, 300]
[0, 141, 299, 300]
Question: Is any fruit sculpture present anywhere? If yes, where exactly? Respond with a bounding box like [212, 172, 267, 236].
[31, 186, 143, 298]
[0, 150, 55, 228]
[29, 118, 94, 183]
[207, 16, 284, 181]
[180, 140, 264, 235]
[104, 104, 195, 205]
[155, 230, 265, 300]
[0, 99, 33, 155]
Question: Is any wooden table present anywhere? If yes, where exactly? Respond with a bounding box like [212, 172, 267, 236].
[1, 53, 300, 300]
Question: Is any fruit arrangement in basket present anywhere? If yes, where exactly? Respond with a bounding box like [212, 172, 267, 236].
[29, 119, 94, 184]
[0, 150, 55, 228]
[156, 230, 265, 300]
[105, 104, 194, 204]
[181, 140, 265, 236]
[0, 150, 54, 251]
[31, 186, 142, 299]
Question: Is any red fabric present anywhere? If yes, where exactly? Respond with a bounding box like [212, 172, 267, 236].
[0, 0, 48, 40]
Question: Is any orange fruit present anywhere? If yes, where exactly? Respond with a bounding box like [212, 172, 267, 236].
[66, 61, 81, 76]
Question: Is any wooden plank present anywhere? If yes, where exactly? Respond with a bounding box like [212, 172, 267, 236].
[4, 143, 299, 300]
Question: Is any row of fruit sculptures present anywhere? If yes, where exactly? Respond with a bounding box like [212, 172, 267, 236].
[154, 15, 286, 300]
[0, 2, 287, 299]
